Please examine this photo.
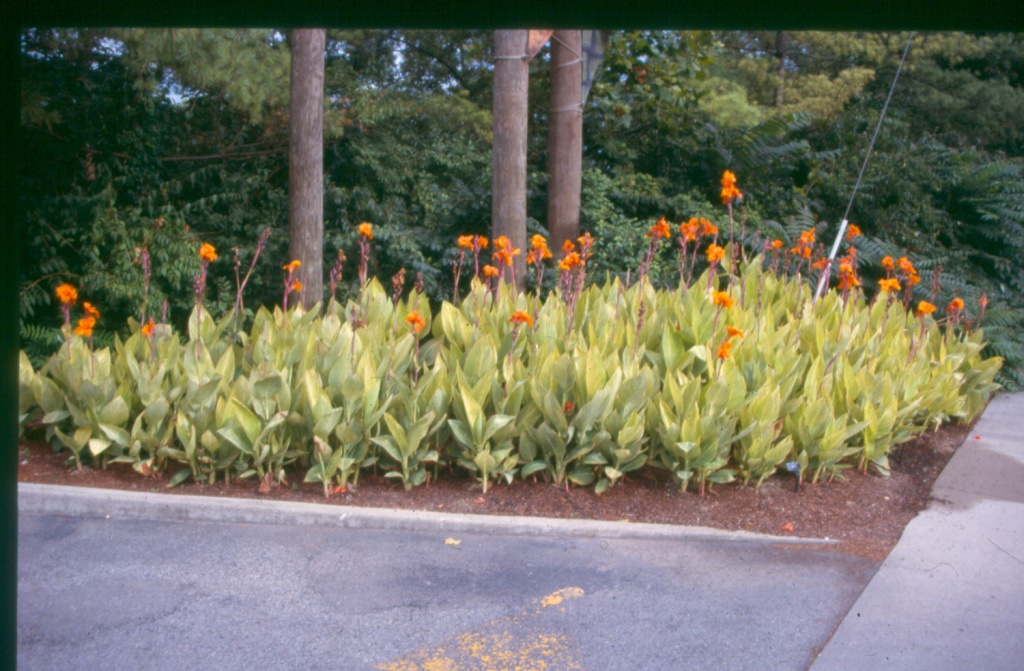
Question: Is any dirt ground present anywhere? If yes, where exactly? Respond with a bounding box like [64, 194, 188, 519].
[18, 416, 980, 562]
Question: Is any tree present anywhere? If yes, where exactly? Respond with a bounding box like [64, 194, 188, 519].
[288, 29, 326, 308]
[546, 30, 583, 256]
[491, 29, 529, 286]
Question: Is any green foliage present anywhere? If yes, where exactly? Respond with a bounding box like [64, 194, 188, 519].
[21, 235, 1001, 497]
[19, 28, 1023, 394]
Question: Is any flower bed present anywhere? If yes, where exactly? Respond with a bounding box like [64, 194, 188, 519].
[21, 176, 1001, 497]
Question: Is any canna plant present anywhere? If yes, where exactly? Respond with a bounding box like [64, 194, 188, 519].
[370, 299, 448, 491]
[19, 351, 37, 439]
[116, 322, 185, 476]
[170, 319, 235, 486]
[42, 337, 133, 470]
[651, 364, 745, 494]
[732, 383, 794, 487]
[447, 336, 516, 493]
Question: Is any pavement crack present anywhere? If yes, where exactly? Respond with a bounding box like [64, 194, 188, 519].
[989, 538, 1024, 566]
[921, 562, 959, 577]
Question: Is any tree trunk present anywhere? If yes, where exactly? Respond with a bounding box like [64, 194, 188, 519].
[288, 28, 326, 309]
[774, 31, 787, 108]
[492, 30, 529, 288]
[547, 30, 583, 258]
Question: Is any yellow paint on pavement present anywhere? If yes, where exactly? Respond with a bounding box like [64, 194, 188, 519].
[377, 587, 586, 671]
[540, 588, 584, 608]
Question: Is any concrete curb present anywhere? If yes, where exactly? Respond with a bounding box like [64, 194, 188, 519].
[18, 482, 832, 546]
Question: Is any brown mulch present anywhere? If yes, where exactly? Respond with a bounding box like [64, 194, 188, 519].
[17, 416, 980, 562]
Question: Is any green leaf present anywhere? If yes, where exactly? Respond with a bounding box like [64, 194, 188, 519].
[483, 414, 514, 443]
[99, 423, 131, 447]
[447, 419, 476, 450]
[99, 396, 130, 427]
[706, 469, 737, 484]
[473, 450, 496, 473]
[520, 460, 548, 477]
[460, 386, 484, 443]
[228, 397, 262, 445]
[87, 438, 111, 456]
[166, 468, 193, 488]
[42, 410, 71, 425]
[141, 397, 170, 426]
[371, 436, 404, 464]
[382, 413, 408, 452]
[217, 426, 253, 453]
[567, 466, 595, 486]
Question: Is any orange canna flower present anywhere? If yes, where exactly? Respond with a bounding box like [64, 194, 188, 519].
[358, 222, 374, 240]
[562, 239, 576, 253]
[812, 258, 829, 271]
[916, 300, 937, 316]
[577, 232, 593, 249]
[881, 256, 894, 272]
[74, 316, 95, 337]
[907, 273, 921, 286]
[291, 281, 303, 293]
[706, 244, 725, 263]
[712, 290, 734, 309]
[897, 256, 915, 275]
[83, 302, 100, 319]
[529, 234, 552, 259]
[771, 239, 784, 249]
[845, 224, 862, 240]
[647, 218, 672, 239]
[717, 340, 732, 359]
[199, 243, 218, 262]
[838, 273, 861, 291]
[457, 235, 475, 249]
[141, 319, 155, 338]
[559, 252, 583, 271]
[56, 283, 78, 305]
[720, 171, 742, 204]
[283, 260, 301, 272]
[475, 235, 489, 250]
[679, 218, 700, 242]
[406, 310, 427, 334]
[947, 298, 965, 313]
[482, 264, 500, 278]
[510, 311, 533, 327]
[700, 219, 718, 237]
[798, 230, 816, 245]
[727, 326, 745, 339]
[878, 278, 901, 293]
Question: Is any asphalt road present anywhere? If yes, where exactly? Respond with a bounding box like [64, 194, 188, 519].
[18, 509, 878, 671]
